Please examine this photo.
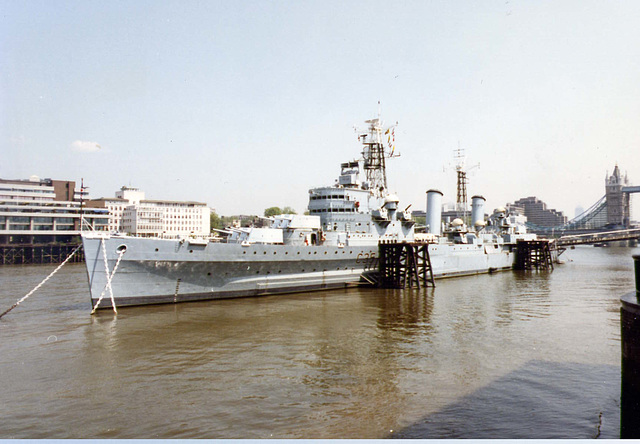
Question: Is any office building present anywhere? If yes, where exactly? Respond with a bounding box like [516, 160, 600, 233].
[88, 186, 211, 238]
[0, 176, 109, 246]
[511, 196, 567, 228]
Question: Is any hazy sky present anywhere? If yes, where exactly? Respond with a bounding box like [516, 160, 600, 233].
[2, 0, 639, 220]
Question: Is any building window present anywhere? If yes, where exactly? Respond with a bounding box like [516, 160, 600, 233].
[9, 216, 29, 223]
[9, 225, 30, 230]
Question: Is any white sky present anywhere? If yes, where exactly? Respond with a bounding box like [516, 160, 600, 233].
[2, 0, 639, 220]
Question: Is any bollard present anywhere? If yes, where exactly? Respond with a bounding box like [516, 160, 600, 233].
[621, 254, 640, 438]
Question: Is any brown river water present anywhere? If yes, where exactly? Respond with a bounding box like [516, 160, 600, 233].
[0, 245, 637, 438]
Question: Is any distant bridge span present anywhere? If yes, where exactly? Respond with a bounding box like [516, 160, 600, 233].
[555, 228, 640, 247]
[526, 195, 608, 234]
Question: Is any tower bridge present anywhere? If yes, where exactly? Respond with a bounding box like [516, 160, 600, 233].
[527, 165, 640, 240]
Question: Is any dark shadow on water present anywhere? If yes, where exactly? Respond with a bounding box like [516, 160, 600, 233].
[392, 360, 620, 439]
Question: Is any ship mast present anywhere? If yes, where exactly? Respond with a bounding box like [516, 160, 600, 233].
[453, 146, 479, 222]
[454, 147, 467, 220]
[358, 117, 397, 198]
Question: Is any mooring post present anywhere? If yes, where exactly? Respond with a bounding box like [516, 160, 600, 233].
[635, 254, 640, 300]
[621, 254, 640, 438]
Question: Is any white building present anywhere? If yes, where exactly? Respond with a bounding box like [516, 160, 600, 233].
[89, 186, 211, 238]
[116, 186, 145, 205]
[86, 196, 128, 232]
[0, 176, 109, 245]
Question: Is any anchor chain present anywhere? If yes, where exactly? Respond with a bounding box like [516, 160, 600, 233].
[91, 240, 126, 314]
[0, 245, 82, 320]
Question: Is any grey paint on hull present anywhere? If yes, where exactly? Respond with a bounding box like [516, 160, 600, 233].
[83, 235, 518, 310]
[84, 236, 379, 308]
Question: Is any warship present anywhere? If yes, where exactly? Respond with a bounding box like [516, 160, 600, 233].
[82, 117, 535, 309]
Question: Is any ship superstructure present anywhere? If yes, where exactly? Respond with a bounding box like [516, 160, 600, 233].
[308, 118, 413, 246]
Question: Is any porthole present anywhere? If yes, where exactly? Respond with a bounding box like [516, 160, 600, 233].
[155, 248, 159, 252]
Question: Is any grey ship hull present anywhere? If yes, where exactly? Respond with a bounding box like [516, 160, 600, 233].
[82, 234, 516, 309]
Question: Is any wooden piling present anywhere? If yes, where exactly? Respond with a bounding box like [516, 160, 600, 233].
[0, 243, 84, 265]
[378, 241, 435, 289]
[514, 240, 554, 271]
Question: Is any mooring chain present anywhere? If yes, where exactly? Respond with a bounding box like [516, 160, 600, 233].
[91, 241, 125, 315]
[0, 245, 82, 320]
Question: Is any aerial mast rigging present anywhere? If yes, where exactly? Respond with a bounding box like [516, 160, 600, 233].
[357, 116, 398, 198]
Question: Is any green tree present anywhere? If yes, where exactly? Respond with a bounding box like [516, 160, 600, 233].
[264, 206, 283, 217]
[413, 216, 426, 226]
[210, 210, 223, 230]
[283, 206, 297, 215]
[264, 206, 297, 217]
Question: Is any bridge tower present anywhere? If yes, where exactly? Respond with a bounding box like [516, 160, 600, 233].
[606, 164, 631, 227]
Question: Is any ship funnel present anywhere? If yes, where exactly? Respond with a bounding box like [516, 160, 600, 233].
[426, 189, 443, 236]
[471, 195, 486, 229]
